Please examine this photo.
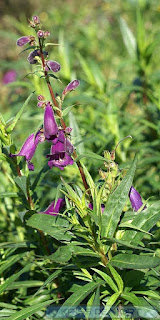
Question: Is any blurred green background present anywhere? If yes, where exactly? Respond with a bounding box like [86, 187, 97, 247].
[1, 0, 160, 220]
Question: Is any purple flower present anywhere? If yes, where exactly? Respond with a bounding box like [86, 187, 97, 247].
[129, 186, 144, 211]
[44, 31, 50, 38]
[27, 49, 40, 64]
[46, 130, 74, 170]
[44, 102, 58, 140]
[10, 132, 41, 171]
[16, 36, 34, 47]
[89, 203, 105, 213]
[39, 198, 65, 216]
[27, 50, 48, 64]
[46, 60, 61, 72]
[62, 80, 80, 96]
[2, 70, 17, 84]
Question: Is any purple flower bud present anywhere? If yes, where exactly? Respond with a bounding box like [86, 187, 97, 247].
[2, 70, 17, 84]
[65, 127, 72, 134]
[47, 60, 61, 73]
[39, 198, 65, 216]
[89, 203, 105, 213]
[37, 101, 45, 108]
[37, 95, 45, 101]
[129, 186, 144, 212]
[46, 131, 74, 170]
[37, 30, 44, 38]
[16, 36, 34, 47]
[44, 102, 58, 140]
[44, 31, 50, 38]
[32, 15, 40, 24]
[62, 80, 80, 96]
[10, 132, 40, 171]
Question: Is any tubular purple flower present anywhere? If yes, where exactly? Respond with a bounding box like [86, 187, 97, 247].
[39, 198, 65, 216]
[129, 186, 144, 211]
[47, 60, 61, 72]
[62, 80, 80, 96]
[44, 102, 58, 140]
[46, 131, 74, 170]
[10, 132, 41, 171]
[27, 50, 48, 64]
[16, 36, 34, 47]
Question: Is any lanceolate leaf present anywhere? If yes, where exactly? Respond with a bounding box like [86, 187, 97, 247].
[27, 214, 72, 241]
[100, 292, 120, 320]
[110, 254, 160, 269]
[55, 280, 104, 318]
[6, 300, 53, 320]
[5, 92, 34, 133]
[121, 201, 160, 244]
[101, 156, 137, 240]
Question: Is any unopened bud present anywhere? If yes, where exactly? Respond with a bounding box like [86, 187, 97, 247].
[47, 60, 61, 72]
[37, 30, 44, 38]
[32, 15, 40, 24]
[37, 95, 45, 101]
[44, 31, 50, 38]
[62, 80, 80, 96]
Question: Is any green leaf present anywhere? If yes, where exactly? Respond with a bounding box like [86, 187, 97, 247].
[14, 176, 28, 199]
[110, 254, 160, 269]
[63, 104, 75, 117]
[119, 17, 136, 58]
[6, 300, 53, 320]
[92, 268, 118, 293]
[0, 263, 31, 294]
[0, 253, 26, 275]
[27, 214, 72, 241]
[101, 156, 137, 240]
[121, 292, 143, 306]
[55, 280, 104, 318]
[0, 192, 18, 198]
[5, 92, 34, 133]
[34, 269, 62, 297]
[100, 292, 120, 320]
[69, 111, 84, 154]
[49, 246, 72, 264]
[108, 264, 123, 292]
[121, 201, 160, 244]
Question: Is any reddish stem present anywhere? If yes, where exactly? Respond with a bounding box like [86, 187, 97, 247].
[38, 39, 90, 193]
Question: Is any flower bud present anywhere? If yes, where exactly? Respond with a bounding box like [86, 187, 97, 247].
[32, 15, 40, 24]
[37, 95, 45, 101]
[16, 36, 34, 47]
[47, 60, 61, 72]
[37, 30, 44, 38]
[62, 80, 80, 96]
[44, 31, 50, 38]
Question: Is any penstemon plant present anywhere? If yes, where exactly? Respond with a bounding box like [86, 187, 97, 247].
[0, 15, 160, 320]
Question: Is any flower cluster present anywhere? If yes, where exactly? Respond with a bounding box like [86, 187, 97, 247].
[10, 99, 74, 171]
[12, 15, 80, 171]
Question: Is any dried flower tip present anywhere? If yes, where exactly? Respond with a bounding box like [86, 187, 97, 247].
[62, 80, 80, 96]
[37, 30, 44, 38]
[44, 31, 50, 38]
[32, 15, 40, 24]
[37, 95, 45, 101]
[47, 60, 61, 72]
[16, 36, 34, 47]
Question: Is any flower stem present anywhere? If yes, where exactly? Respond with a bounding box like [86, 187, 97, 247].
[39, 39, 90, 194]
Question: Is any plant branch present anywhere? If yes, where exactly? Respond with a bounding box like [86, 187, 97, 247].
[38, 39, 90, 194]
